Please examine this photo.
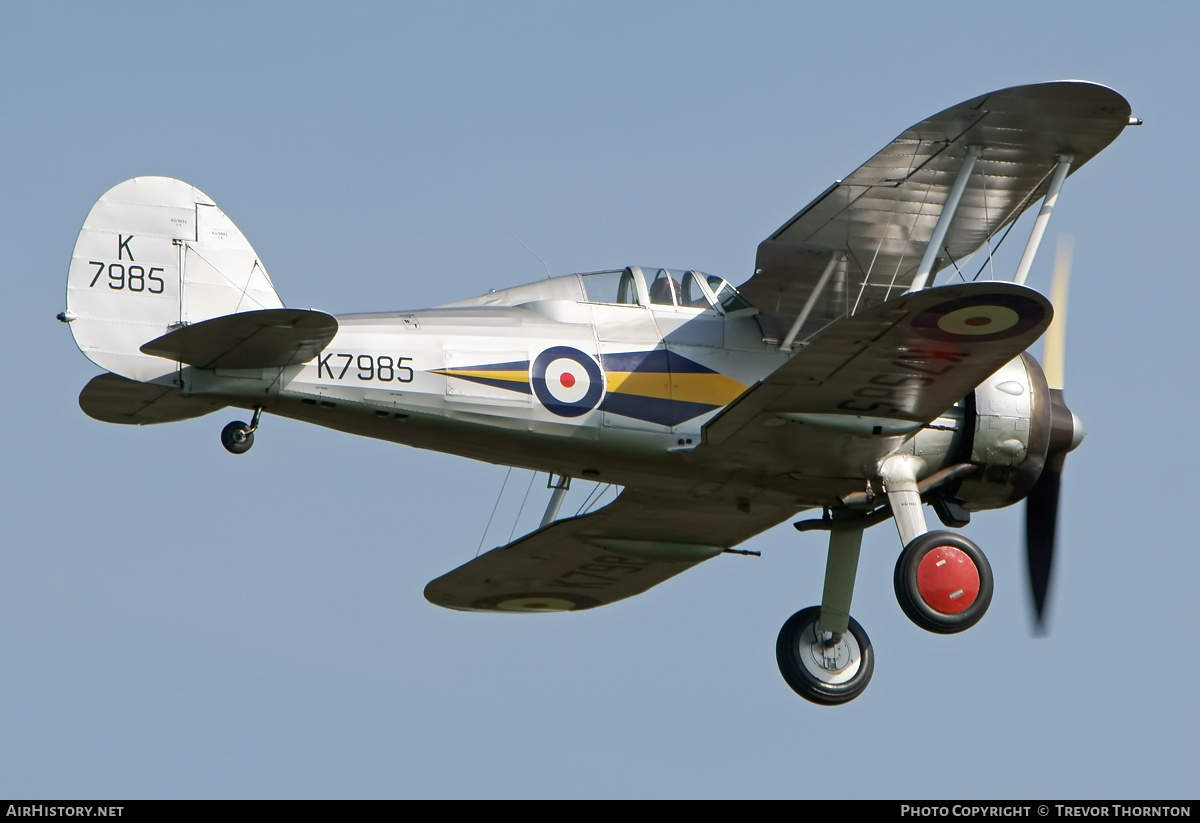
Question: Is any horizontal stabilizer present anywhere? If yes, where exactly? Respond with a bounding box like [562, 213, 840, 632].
[140, 308, 337, 369]
[79, 373, 227, 425]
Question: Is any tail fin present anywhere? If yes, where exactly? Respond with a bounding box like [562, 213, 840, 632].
[64, 177, 284, 382]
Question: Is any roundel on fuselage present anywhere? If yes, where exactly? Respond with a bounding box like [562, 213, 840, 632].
[531, 346, 604, 417]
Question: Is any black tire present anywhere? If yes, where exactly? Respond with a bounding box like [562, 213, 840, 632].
[220, 420, 254, 455]
[894, 531, 993, 634]
[776, 606, 874, 705]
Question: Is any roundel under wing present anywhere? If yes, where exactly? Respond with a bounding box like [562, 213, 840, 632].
[531, 346, 604, 417]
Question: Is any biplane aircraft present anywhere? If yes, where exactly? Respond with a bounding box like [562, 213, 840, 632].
[60, 81, 1136, 704]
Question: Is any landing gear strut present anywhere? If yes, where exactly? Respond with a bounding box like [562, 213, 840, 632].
[777, 456, 999, 703]
[879, 455, 994, 633]
[777, 523, 874, 705]
[220, 407, 263, 455]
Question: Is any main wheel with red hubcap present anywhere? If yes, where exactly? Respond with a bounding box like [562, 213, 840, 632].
[894, 531, 993, 634]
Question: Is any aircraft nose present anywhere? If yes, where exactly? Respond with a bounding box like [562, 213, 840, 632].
[1068, 410, 1086, 452]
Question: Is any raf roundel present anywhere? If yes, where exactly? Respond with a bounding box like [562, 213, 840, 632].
[470, 592, 602, 612]
[910, 293, 1047, 343]
[531, 346, 605, 417]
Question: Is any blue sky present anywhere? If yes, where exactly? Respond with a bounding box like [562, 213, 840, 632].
[2, 1, 1196, 799]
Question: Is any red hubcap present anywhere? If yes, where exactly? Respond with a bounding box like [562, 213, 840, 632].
[915, 546, 980, 614]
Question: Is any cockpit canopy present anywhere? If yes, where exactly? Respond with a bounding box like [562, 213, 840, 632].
[580, 267, 752, 313]
[442, 266, 754, 315]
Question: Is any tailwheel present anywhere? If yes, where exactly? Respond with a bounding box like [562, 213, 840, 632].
[220, 406, 263, 455]
[220, 421, 254, 454]
[894, 531, 993, 634]
[776, 606, 873, 705]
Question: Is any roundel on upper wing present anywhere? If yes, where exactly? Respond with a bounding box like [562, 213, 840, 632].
[910, 293, 1047, 343]
[531, 346, 604, 417]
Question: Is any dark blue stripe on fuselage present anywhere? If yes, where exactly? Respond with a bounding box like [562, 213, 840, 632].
[600, 349, 717, 375]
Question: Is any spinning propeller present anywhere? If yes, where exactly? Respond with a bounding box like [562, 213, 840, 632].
[1025, 236, 1086, 633]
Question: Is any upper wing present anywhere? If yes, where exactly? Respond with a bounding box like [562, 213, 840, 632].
[425, 485, 787, 613]
[741, 81, 1131, 319]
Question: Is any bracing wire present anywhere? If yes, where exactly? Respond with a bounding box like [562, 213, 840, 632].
[475, 466, 513, 557]
[970, 219, 1019, 282]
[589, 484, 613, 513]
[880, 138, 934, 303]
[574, 483, 601, 516]
[509, 470, 537, 542]
[574, 482, 612, 516]
[971, 165, 1055, 282]
[982, 157, 997, 282]
[945, 249, 966, 282]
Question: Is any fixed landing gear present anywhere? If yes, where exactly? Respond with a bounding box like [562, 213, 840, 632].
[879, 457, 994, 634]
[220, 407, 263, 455]
[776, 606, 873, 705]
[776, 523, 873, 704]
[778, 457, 997, 704]
[775, 527, 991, 704]
[894, 531, 993, 634]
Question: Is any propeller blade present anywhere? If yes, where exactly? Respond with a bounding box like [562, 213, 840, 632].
[1042, 234, 1072, 390]
[1025, 452, 1063, 633]
[1024, 233, 1076, 633]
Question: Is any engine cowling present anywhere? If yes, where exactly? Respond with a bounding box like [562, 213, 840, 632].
[954, 353, 1053, 511]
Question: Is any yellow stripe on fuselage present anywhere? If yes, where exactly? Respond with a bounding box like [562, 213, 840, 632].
[605, 370, 745, 406]
[605, 371, 670, 398]
[669, 372, 746, 406]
